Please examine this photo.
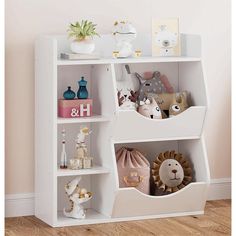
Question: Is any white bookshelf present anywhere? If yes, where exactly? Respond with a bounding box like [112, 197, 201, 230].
[35, 34, 210, 227]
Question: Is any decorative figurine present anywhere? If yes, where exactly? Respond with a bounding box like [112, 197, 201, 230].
[63, 176, 92, 219]
[60, 128, 67, 169]
[112, 21, 137, 58]
[69, 127, 93, 169]
[63, 86, 76, 100]
[77, 77, 88, 99]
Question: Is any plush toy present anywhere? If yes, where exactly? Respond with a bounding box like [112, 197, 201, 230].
[152, 151, 192, 194]
[143, 72, 174, 93]
[138, 98, 162, 119]
[116, 65, 140, 110]
[169, 92, 189, 117]
[147, 91, 189, 114]
[135, 71, 169, 101]
[112, 21, 137, 58]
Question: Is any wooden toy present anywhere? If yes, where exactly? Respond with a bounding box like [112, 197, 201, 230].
[58, 99, 92, 118]
[152, 150, 192, 194]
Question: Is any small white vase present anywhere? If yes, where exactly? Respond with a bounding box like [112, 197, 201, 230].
[70, 39, 95, 54]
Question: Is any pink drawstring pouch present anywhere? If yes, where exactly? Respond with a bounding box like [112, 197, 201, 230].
[116, 147, 150, 195]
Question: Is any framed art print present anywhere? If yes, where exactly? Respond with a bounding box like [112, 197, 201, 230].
[152, 18, 181, 57]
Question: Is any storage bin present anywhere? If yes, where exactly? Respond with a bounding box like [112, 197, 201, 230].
[116, 147, 150, 195]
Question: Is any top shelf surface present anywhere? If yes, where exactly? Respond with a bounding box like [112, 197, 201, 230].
[57, 56, 201, 66]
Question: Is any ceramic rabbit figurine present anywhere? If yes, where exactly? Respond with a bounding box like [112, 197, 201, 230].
[63, 177, 92, 219]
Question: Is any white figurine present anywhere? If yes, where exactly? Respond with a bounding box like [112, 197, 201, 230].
[69, 127, 93, 169]
[60, 128, 67, 169]
[63, 177, 92, 219]
[75, 127, 91, 160]
[76, 127, 92, 145]
[112, 21, 137, 58]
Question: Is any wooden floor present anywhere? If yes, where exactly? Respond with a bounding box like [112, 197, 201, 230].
[5, 200, 231, 236]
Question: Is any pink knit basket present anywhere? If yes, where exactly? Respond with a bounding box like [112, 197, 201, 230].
[116, 147, 150, 195]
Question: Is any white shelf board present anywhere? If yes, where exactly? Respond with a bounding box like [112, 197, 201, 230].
[57, 165, 110, 177]
[57, 56, 201, 66]
[57, 115, 110, 124]
[57, 209, 110, 227]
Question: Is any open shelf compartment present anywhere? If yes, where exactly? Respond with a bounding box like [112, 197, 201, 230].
[112, 138, 210, 218]
[56, 175, 110, 227]
[57, 63, 116, 123]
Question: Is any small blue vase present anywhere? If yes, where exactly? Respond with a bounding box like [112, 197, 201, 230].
[63, 86, 76, 100]
[77, 77, 88, 99]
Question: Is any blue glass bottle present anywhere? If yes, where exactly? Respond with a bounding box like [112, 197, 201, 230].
[77, 76, 88, 99]
[63, 86, 76, 100]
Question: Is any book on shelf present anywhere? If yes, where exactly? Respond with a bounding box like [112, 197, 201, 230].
[61, 53, 100, 60]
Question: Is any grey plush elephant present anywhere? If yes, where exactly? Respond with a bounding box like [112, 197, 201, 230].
[135, 71, 167, 101]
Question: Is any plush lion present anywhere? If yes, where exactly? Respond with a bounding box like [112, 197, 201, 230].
[152, 150, 192, 194]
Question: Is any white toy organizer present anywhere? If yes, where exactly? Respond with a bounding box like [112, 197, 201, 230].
[35, 34, 210, 227]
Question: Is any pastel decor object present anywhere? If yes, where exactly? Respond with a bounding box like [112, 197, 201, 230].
[63, 86, 76, 100]
[116, 147, 150, 195]
[77, 77, 88, 99]
[152, 18, 180, 56]
[58, 99, 93, 118]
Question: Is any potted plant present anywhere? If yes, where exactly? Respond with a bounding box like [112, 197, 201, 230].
[68, 20, 99, 54]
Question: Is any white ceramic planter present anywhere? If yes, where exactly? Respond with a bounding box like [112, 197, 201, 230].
[70, 39, 95, 54]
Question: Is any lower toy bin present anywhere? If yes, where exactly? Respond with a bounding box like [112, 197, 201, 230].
[112, 138, 210, 218]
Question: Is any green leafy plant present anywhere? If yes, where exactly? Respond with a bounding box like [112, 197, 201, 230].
[68, 20, 99, 41]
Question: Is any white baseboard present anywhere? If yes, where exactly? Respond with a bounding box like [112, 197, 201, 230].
[5, 193, 35, 217]
[5, 178, 231, 218]
[207, 178, 231, 200]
